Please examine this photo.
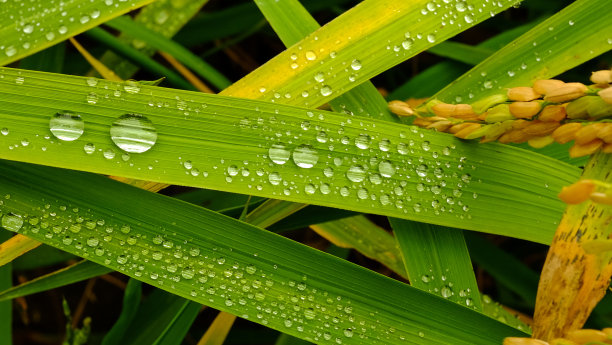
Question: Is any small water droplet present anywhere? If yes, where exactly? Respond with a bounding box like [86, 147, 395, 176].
[350, 59, 362, 71]
[355, 134, 371, 149]
[110, 114, 157, 153]
[49, 112, 85, 141]
[123, 80, 141, 94]
[83, 143, 95, 154]
[320, 85, 332, 96]
[427, 34, 436, 43]
[378, 160, 395, 178]
[305, 50, 317, 60]
[314, 72, 325, 82]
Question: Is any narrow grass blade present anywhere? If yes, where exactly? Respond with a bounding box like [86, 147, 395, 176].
[154, 302, 201, 345]
[174, 0, 353, 47]
[311, 216, 407, 279]
[390, 219, 482, 311]
[0, 67, 580, 243]
[245, 200, 308, 229]
[0, 234, 41, 266]
[0, 160, 527, 344]
[275, 333, 312, 345]
[0, 0, 154, 66]
[256, 0, 397, 123]
[427, 42, 493, 66]
[83, 28, 195, 91]
[434, 0, 612, 103]
[120, 289, 199, 345]
[197, 312, 236, 345]
[0, 231, 11, 344]
[174, 189, 265, 217]
[464, 232, 539, 307]
[12, 244, 75, 271]
[224, 0, 521, 108]
[268, 206, 357, 233]
[101, 279, 143, 345]
[0, 260, 112, 302]
[97, 0, 209, 80]
[105, 16, 231, 91]
[69, 38, 121, 82]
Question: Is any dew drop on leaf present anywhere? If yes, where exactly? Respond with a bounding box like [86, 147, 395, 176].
[1, 213, 23, 232]
[110, 114, 158, 153]
[49, 111, 84, 141]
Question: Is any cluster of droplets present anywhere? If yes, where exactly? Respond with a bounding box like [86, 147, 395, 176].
[0, 198, 420, 344]
[233, 112, 476, 219]
[420, 269, 478, 310]
[2, 1, 133, 60]
[46, 110, 157, 159]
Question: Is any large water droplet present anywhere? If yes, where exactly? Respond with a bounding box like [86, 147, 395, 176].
[378, 160, 395, 177]
[49, 112, 84, 141]
[1, 213, 23, 232]
[292, 145, 318, 168]
[347, 165, 366, 183]
[354, 134, 371, 149]
[110, 114, 157, 153]
[269, 144, 291, 165]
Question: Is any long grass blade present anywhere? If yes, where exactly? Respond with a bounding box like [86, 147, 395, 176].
[0, 67, 580, 243]
[0, 0, 154, 65]
[0, 260, 112, 302]
[0, 160, 527, 344]
[434, 0, 612, 102]
[101, 279, 143, 345]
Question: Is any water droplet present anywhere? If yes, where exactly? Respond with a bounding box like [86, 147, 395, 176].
[421, 275, 430, 283]
[416, 164, 428, 177]
[110, 114, 158, 153]
[344, 329, 354, 338]
[421, 141, 430, 151]
[441, 286, 453, 298]
[427, 34, 436, 43]
[103, 149, 115, 160]
[86, 92, 98, 104]
[320, 85, 332, 96]
[1, 213, 23, 231]
[378, 160, 395, 178]
[49, 111, 85, 141]
[314, 72, 325, 82]
[5, 46, 17, 57]
[23, 24, 34, 34]
[402, 38, 414, 50]
[316, 131, 328, 143]
[292, 145, 318, 168]
[1, 128, 8, 136]
[350, 59, 362, 71]
[354, 134, 371, 149]
[305, 50, 316, 60]
[123, 80, 141, 94]
[269, 144, 290, 165]
[347, 165, 366, 182]
[269, 172, 282, 185]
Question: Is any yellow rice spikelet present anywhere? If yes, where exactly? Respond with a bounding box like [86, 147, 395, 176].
[454, 123, 481, 139]
[569, 139, 604, 158]
[598, 87, 612, 105]
[574, 123, 606, 145]
[599, 124, 612, 143]
[431, 103, 456, 117]
[522, 121, 561, 136]
[539, 105, 567, 122]
[544, 84, 587, 103]
[503, 338, 549, 345]
[564, 329, 609, 344]
[509, 101, 542, 119]
[552, 123, 582, 144]
[533, 79, 565, 95]
[591, 70, 612, 84]
[558, 179, 596, 205]
[508, 86, 541, 101]
[590, 192, 612, 205]
[549, 339, 578, 345]
[388, 100, 415, 116]
[603, 143, 612, 153]
[528, 135, 555, 149]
